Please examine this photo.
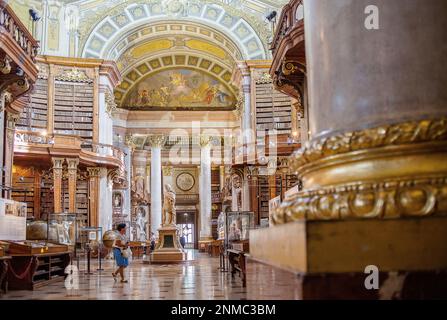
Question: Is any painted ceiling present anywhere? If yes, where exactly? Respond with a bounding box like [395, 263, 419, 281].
[12, 0, 288, 110]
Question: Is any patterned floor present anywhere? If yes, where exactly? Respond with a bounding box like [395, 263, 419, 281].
[0, 250, 302, 300]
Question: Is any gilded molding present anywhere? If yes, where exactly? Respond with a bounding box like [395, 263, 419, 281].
[55, 67, 93, 83]
[272, 118, 447, 225]
[272, 176, 447, 225]
[292, 118, 447, 171]
[162, 166, 173, 176]
[255, 72, 272, 84]
[105, 89, 117, 116]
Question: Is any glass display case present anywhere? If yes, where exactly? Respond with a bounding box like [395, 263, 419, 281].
[77, 226, 103, 249]
[217, 211, 254, 248]
[47, 213, 78, 246]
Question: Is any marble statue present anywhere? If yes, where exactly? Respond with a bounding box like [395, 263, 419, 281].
[136, 209, 147, 241]
[232, 174, 242, 211]
[162, 184, 176, 226]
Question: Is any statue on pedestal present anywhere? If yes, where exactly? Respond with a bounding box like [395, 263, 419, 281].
[162, 184, 176, 226]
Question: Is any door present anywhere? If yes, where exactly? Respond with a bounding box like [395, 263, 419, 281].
[177, 211, 196, 249]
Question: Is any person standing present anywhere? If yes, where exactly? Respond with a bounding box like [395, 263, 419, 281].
[112, 223, 129, 283]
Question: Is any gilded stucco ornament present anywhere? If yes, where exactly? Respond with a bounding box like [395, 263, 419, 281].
[105, 90, 117, 116]
[272, 118, 447, 225]
[56, 67, 92, 83]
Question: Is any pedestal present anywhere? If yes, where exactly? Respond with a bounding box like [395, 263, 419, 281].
[145, 226, 186, 263]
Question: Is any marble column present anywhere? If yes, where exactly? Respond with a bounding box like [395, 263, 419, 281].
[148, 135, 165, 236]
[250, 0, 447, 299]
[67, 158, 79, 213]
[98, 167, 112, 232]
[242, 170, 250, 211]
[242, 68, 255, 160]
[52, 158, 64, 213]
[199, 135, 212, 240]
[87, 167, 101, 227]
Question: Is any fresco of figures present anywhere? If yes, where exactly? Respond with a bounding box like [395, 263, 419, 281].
[124, 69, 236, 108]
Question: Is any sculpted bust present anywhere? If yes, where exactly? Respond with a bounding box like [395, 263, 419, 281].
[162, 184, 176, 226]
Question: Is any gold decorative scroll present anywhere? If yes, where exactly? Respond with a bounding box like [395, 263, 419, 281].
[271, 118, 447, 225]
[292, 118, 447, 171]
[272, 176, 447, 224]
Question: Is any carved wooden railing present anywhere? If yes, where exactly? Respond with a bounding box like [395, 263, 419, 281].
[14, 130, 126, 169]
[0, 0, 39, 62]
[270, 0, 304, 56]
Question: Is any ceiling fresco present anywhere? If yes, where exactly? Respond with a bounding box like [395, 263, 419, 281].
[122, 68, 236, 110]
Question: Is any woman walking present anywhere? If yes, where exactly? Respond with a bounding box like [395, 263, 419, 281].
[112, 223, 129, 283]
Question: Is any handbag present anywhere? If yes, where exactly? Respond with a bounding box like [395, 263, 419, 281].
[121, 247, 132, 258]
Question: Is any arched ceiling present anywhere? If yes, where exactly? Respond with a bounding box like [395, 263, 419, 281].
[80, 0, 271, 60]
[112, 21, 242, 75]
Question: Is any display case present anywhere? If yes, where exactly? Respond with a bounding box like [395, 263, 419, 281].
[47, 213, 78, 246]
[217, 211, 254, 251]
[77, 226, 102, 249]
[3, 240, 69, 255]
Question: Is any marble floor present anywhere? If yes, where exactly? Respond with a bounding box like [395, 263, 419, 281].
[0, 250, 302, 300]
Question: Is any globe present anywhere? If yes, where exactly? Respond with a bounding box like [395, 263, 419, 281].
[26, 221, 48, 240]
[102, 230, 118, 249]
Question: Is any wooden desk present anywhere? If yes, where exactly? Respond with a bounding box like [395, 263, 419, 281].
[227, 249, 247, 287]
[0, 256, 11, 296]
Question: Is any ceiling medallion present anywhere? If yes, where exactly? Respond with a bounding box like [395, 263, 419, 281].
[162, 0, 188, 18]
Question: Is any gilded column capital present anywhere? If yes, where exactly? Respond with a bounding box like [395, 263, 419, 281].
[199, 135, 213, 148]
[87, 167, 102, 177]
[66, 158, 79, 171]
[147, 134, 166, 148]
[52, 157, 65, 170]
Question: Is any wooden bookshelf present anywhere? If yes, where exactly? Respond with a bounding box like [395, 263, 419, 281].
[76, 179, 89, 227]
[11, 175, 34, 218]
[40, 175, 54, 219]
[255, 79, 293, 149]
[211, 168, 221, 239]
[257, 176, 270, 219]
[16, 78, 48, 132]
[54, 81, 94, 141]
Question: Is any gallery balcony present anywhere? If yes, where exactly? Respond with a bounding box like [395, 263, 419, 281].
[269, 0, 306, 100]
[0, 0, 39, 112]
[13, 130, 125, 171]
